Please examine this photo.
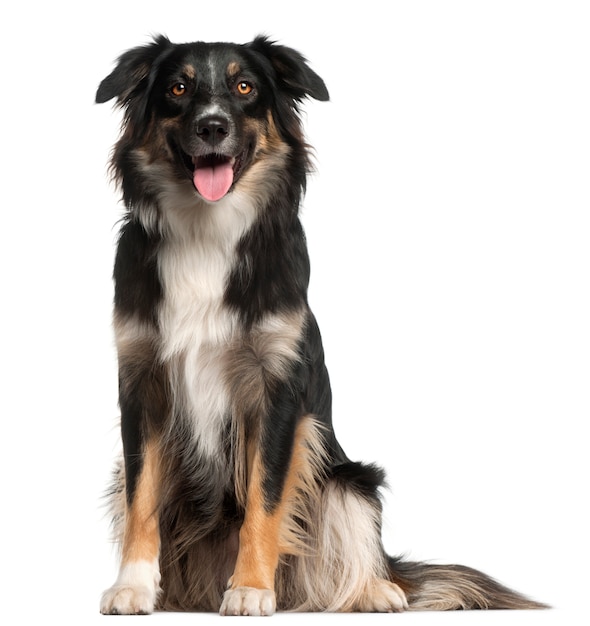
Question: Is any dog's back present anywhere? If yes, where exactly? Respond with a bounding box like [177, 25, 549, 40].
[97, 35, 545, 615]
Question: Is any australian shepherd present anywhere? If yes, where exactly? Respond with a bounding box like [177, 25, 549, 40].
[96, 35, 544, 615]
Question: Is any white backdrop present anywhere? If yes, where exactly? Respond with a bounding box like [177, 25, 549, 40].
[2, 1, 588, 624]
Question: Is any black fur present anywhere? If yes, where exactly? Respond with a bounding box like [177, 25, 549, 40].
[113, 221, 162, 324]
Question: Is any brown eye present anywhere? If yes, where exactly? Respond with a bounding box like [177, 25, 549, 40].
[236, 81, 253, 95]
[170, 82, 186, 97]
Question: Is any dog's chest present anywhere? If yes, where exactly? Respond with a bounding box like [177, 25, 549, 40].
[153, 197, 304, 459]
[155, 190, 256, 357]
[157, 228, 239, 456]
[158, 237, 236, 354]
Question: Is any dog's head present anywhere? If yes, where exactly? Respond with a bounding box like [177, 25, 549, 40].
[96, 35, 328, 205]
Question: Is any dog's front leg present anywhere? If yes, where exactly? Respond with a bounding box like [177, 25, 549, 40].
[220, 378, 306, 617]
[100, 440, 161, 615]
[220, 447, 280, 616]
[100, 326, 167, 615]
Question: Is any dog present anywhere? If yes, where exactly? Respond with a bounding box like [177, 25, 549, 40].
[96, 35, 545, 615]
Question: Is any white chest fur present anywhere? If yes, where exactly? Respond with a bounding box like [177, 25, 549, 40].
[156, 191, 257, 456]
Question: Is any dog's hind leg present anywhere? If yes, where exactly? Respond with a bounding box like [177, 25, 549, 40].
[289, 463, 408, 612]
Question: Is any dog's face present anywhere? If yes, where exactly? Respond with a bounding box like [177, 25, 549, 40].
[97, 36, 329, 204]
[134, 41, 279, 203]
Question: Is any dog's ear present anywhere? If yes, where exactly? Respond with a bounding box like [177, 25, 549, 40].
[248, 36, 329, 102]
[95, 35, 172, 105]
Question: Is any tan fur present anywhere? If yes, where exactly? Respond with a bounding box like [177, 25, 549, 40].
[229, 453, 281, 591]
[182, 63, 196, 79]
[229, 415, 323, 591]
[100, 442, 163, 615]
[277, 417, 327, 556]
[227, 61, 241, 77]
[120, 441, 161, 565]
[235, 115, 291, 203]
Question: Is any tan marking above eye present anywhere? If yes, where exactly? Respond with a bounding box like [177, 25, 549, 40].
[236, 81, 254, 95]
[170, 82, 186, 97]
[227, 61, 241, 76]
[182, 64, 196, 79]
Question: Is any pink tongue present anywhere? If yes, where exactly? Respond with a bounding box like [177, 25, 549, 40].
[193, 161, 234, 202]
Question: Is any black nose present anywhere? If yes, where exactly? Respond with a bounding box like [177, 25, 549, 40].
[196, 115, 229, 145]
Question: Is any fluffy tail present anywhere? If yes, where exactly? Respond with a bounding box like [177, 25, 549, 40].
[389, 557, 548, 610]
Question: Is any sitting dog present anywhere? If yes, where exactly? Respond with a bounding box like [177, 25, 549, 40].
[96, 34, 544, 615]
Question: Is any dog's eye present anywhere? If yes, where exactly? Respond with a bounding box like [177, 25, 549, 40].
[236, 81, 253, 96]
[170, 83, 187, 97]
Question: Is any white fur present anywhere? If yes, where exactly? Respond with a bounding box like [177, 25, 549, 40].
[100, 559, 161, 615]
[220, 587, 277, 616]
[292, 483, 408, 612]
[207, 52, 218, 91]
[199, 102, 226, 119]
[154, 173, 258, 457]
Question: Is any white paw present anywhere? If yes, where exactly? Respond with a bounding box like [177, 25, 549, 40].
[100, 585, 156, 615]
[100, 560, 160, 615]
[220, 586, 277, 616]
[359, 579, 409, 612]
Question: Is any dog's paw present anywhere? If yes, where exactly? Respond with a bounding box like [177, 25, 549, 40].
[220, 586, 276, 616]
[100, 585, 157, 615]
[356, 579, 409, 613]
[100, 561, 160, 615]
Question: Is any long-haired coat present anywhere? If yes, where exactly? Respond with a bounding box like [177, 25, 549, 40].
[96, 35, 544, 615]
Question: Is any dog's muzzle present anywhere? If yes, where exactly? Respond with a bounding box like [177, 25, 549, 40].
[187, 113, 241, 202]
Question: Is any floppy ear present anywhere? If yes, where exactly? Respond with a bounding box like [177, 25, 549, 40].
[95, 35, 172, 105]
[247, 36, 329, 102]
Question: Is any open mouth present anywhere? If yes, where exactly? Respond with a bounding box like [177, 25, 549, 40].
[192, 154, 234, 202]
[187, 152, 245, 202]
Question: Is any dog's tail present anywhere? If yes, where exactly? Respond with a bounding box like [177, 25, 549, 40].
[389, 557, 548, 610]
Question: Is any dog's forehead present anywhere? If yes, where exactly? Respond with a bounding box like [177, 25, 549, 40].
[174, 42, 257, 84]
